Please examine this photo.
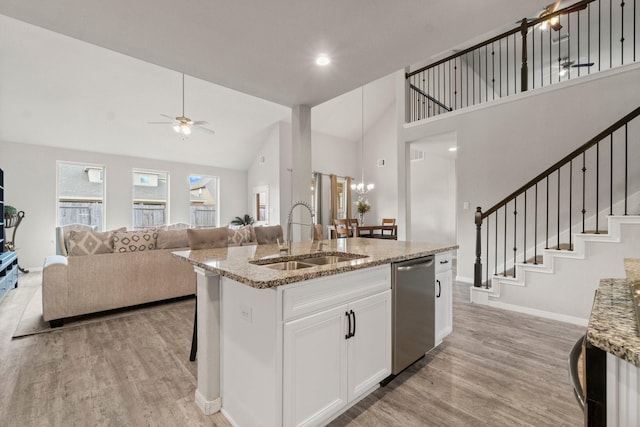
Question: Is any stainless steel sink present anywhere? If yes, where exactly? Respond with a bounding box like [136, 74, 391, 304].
[264, 261, 315, 271]
[300, 256, 354, 265]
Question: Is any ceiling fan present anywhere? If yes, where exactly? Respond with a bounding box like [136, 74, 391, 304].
[555, 58, 595, 76]
[148, 73, 215, 136]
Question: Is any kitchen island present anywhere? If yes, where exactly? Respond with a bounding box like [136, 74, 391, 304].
[584, 258, 640, 426]
[174, 238, 457, 426]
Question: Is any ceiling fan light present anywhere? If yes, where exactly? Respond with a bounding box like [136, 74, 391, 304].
[172, 124, 181, 133]
[539, 21, 549, 30]
[181, 124, 192, 135]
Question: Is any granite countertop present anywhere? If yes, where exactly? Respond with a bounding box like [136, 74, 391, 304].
[586, 258, 640, 368]
[173, 238, 458, 289]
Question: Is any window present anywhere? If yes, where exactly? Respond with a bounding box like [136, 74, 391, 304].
[133, 169, 169, 229]
[189, 175, 218, 228]
[57, 162, 105, 230]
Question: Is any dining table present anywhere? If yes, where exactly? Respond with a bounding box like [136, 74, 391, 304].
[356, 225, 398, 239]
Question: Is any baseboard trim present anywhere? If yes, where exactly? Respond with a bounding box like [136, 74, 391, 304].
[485, 300, 588, 326]
[195, 390, 221, 415]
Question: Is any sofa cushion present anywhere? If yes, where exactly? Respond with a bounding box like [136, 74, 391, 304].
[254, 225, 284, 245]
[187, 227, 229, 250]
[68, 229, 118, 256]
[227, 227, 252, 246]
[113, 229, 159, 253]
[156, 229, 189, 249]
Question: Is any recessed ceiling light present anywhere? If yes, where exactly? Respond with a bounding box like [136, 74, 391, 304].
[448, 147, 457, 152]
[315, 54, 331, 66]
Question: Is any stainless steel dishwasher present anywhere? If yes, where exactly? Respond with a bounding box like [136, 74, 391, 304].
[387, 255, 436, 380]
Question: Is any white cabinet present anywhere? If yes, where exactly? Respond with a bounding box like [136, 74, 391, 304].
[435, 252, 453, 344]
[282, 267, 391, 427]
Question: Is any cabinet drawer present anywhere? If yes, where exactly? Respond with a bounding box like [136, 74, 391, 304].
[435, 252, 452, 274]
[282, 265, 389, 321]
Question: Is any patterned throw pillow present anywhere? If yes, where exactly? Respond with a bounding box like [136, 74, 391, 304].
[113, 230, 158, 253]
[68, 229, 117, 256]
[227, 227, 252, 245]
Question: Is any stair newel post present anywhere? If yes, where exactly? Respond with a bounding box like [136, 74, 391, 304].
[474, 207, 483, 288]
[520, 18, 528, 92]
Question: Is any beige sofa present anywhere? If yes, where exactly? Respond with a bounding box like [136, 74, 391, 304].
[42, 224, 263, 327]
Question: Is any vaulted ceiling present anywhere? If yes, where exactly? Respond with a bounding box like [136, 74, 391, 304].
[0, 1, 550, 169]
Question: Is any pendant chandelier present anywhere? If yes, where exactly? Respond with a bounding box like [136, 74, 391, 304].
[351, 86, 374, 195]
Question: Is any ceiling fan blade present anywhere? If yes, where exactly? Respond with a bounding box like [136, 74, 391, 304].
[160, 113, 177, 121]
[193, 125, 216, 135]
[192, 120, 209, 125]
[147, 121, 174, 124]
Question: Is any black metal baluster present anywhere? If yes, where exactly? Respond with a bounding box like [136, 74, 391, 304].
[541, 25, 545, 86]
[624, 123, 628, 214]
[513, 197, 517, 278]
[568, 13, 571, 80]
[569, 160, 573, 250]
[495, 213, 498, 275]
[546, 176, 550, 248]
[596, 141, 600, 233]
[500, 39, 503, 97]
[466, 53, 470, 107]
[486, 217, 490, 286]
[534, 183, 539, 264]
[513, 33, 517, 93]
[634, 0, 637, 61]
[506, 36, 510, 95]
[472, 49, 476, 106]
[578, 6, 582, 77]
[582, 152, 587, 232]
[523, 191, 527, 263]
[455, 58, 458, 110]
[485, 45, 488, 103]
[599, 0, 602, 71]
[492, 43, 496, 100]
[504, 205, 507, 276]
[605, 0, 614, 67]
[587, 3, 591, 74]
[621, 0, 625, 65]
[549, 23, 553, 85]
[610, 134, 614, 215]
[557, 169, 561, 248]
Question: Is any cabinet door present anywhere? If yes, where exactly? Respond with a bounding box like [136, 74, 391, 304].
[347, 290, 391, 402]
[435, 270, 453, 344]
[283, 304, 349, 427]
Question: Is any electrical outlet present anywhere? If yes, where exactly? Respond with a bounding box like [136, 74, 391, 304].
[240, 305, 252, 323]
[463, 202, 469, 210]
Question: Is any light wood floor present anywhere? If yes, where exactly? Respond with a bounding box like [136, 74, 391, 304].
[0, 272, 585, 426]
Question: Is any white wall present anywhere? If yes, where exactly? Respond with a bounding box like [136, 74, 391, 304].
[409, 148, 457, 244]
[363, 103, 398, 226]
[401, 63, 640, 282]
[1, 140, 247, 269]
[247, 123, 281, 225]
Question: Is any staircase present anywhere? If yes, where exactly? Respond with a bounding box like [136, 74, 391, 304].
[470, 106, 640, 325]
[471, 214, 640, 324]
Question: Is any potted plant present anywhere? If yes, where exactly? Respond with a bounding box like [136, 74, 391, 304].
[230, 214, 255, 227]
[355, 198, 371, 225]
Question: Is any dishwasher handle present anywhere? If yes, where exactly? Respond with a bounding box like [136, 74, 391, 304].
[396, 259, 434, 271]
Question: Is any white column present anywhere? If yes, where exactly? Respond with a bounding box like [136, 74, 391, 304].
[290, 105, 312, 241]
[194, 267, 222, 415]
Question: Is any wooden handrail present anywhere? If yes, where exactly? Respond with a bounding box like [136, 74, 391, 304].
[406, 0, 594, 79]
[481, 105, 640, 219]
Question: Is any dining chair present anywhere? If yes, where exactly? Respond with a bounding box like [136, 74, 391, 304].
[313, 224, 324, 241]
[333, 219, 350, 239]
[381, 218, 396, 237]
[348, 218, 359, 236]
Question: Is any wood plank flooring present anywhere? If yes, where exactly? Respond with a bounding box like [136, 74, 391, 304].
[0, 272, 585, 426]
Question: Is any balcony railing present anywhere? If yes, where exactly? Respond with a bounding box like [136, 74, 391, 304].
[407, 0, 638, 122]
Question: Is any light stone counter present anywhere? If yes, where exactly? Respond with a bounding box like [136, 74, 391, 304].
[173, 238, 458, 289]
[586, 258, 640, 368]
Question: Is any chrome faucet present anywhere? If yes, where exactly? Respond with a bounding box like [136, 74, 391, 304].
[286, 201, 315, 254]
